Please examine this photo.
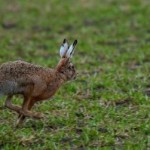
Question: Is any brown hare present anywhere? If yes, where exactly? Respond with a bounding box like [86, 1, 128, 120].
[0, 39, 77, 126]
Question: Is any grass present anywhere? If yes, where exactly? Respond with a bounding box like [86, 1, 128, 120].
[0, 0, 150, 149]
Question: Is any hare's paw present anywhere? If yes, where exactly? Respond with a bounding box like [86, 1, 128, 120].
[19, 109, 44, 119]
[33, 112, 44, 119]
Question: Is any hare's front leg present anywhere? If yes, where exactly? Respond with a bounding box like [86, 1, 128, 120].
[18, 83, 44, 119]
[5, 95, 21, 113]
[16, 99, 35, 126]
[17, 97, 44, 125]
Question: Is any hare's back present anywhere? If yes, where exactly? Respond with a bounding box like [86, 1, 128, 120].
[0, 60, 45, 79]
[0, 60, 48, 95]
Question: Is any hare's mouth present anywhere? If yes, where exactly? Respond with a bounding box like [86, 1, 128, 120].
[72, 73, 77, 80]
[72, 76, 76, 80]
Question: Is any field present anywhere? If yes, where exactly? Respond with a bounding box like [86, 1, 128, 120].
[0, 0, 150, 149]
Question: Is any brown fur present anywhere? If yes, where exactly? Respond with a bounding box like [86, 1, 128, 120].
[0, 57, 76, 125]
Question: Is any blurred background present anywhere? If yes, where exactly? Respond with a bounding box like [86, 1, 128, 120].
[0, 0, 150, 149]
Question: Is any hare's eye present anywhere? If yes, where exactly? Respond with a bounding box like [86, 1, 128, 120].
[68, 66, 72, 69]
[68, 65, 74, 69]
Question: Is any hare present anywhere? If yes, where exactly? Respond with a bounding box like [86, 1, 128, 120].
[0, 39, 77, 126]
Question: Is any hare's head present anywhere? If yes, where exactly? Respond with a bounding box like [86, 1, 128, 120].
[56, 39, 78, 81]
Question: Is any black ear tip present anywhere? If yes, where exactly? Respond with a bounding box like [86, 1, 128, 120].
[63, 39, 67, 43]
[73, 40, 78, 46]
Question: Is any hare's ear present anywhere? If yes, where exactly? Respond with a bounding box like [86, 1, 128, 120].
[66, 40, 77, 58]
[60, 39, 69, 58]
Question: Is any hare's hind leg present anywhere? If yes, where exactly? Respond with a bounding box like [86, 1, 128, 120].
[5, 95, 21, 113]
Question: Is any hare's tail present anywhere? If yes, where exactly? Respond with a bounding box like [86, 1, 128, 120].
[0, 81, 18, 95]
